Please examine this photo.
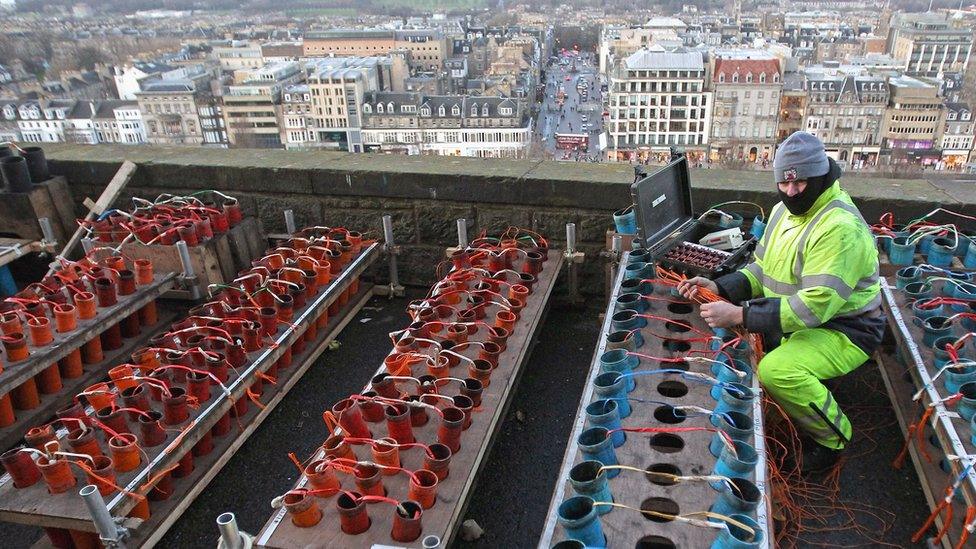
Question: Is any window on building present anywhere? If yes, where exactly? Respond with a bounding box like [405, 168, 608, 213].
[452, 105, 460, 116]
[732, 73, 739, 83]
[746, 73, 753, 83]
[363, 104, 371, 113]
[719, 73, 725, 83]
[759, 73, 766, 83]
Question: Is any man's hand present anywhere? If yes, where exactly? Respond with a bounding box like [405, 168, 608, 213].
[677, 276, 718, 300]
[700, 301, 743, 329]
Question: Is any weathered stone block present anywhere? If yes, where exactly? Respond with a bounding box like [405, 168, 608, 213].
[578, 212, 612, 244]
[416, 204, 475, 245]
[251, 195, 323, 232]
[321, 209, 415, 244]
[532, 210, 579, 242]
[475, 207, 532, 236]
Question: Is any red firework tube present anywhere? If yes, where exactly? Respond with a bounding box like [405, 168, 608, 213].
[36, 363, 62, 394]
[193, 430, 214, 457]
[290, 284, 307, 309]
[95, 406, 131, 435]
[53, 303, 77, 333]
[138, 410, 167, 447]
[210, 354, 231, 383]
[58, 350, 84, 382]
[81, 335, 103, 364]
[437, 407, 464, 453]
[0, 393, 11, 428]
[407, 397, 429, 427]
[276, 294, 294, 323]
[134, 259, 154, 285]
[75, 292, 97, 319]
[277, 346, 292, 370]
[195, 217, 213, 240]
[291, 331, 307, 356]
[177, 223, 198, 247]
[117, 269, 136, 296]
[11, 378, 40, 410]
[250, 376, 264, 397]
[109, 434, 140, 473]
[100, 323, 123, 351]
[243, 324, 262, 352]
[163, 387, 189, 425]
[468, 359, 493, 388]
[323, 434, 356, 461]
[461, 378, 484, 408]
[120, 384, 150, 419]
[372, 373, 400, 399]
[148, 470, 173, 501]
[495, 310, 516, 332]
[208, 208, 229, 234]
[453, 395, 474, 430]
[212, 410, 232, 437]
[223, 199, 242, 226]
[336, 492, 368, 534]
[259, 308, 278, 338]
[305, 460, 340, 497]
[25, 424, 56, 450]
[109, 364, 137, 391]
[57, 401, 91, 428]
[353, 463, 384, 497]
[305, 315, 318, 343]
[94, 277, 117, 307]
[408, 469, 439, 509]
[0, 312, 22, 335]
[66, 428, 102, 458]
[232, 394, 249, 418]
[285, 491, 323, 528]
[1, 447, 42, 488]
[360, 392, 385, 422]
[121, 312, 140, 338]
[3, 332, 29, 361]
[37, 455, 77, 494]
[385, 403, 415, 444]
[173, 450, 194, 478]
[188, 371, 212, 402]
[371, 438, 400, 474]
[391, 500, 423, 542]
[87, 455, 116, 496]
[333, 398, 372, 438]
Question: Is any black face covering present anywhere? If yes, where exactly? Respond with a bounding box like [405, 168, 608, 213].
[778, 157, 841, 216]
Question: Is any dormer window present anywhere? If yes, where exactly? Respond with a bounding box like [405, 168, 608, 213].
[482, 104, 489, 116]
[452, 104, 460, 116]
[746, 73, 753, 83]
[376, 103, 384, 113]
[421, 105, 431, 116]
[773, 74, 779, 83]
[759, 73, 766, 83]
[363, 104, 372, 113]
[719, 73, 725, 83]
[387, 102, 394, 113]
[963, 112, 972, 121]
[732, 72, 739, 83]
[948, 111, 957, 120]
[471, 104, 478, 116]
[439, 105, 446, 116]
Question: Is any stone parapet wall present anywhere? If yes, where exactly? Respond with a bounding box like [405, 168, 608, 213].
[41, 144, 974, 294]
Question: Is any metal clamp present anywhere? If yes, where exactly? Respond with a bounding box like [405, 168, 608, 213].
[176, 240, 201, 300]
[444, 218, 470, 259]
[80, 484, 128, 548]
[283, 210, 297, 235]
[380, 215, 405, 298]
[38, 217, 58, 251]
[564, 223, 585, 305]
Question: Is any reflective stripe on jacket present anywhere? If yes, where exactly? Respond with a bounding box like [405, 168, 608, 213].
[737, 181, 882, 338]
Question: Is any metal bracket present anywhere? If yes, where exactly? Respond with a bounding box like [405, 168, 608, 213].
[381, 215, 405, 298]
[38, 217, 58, 252]
[175, 240, 201, 300]
[80, 484, 128, 548]
[564, 223, 585, 305]
[283, 210, 297, 235]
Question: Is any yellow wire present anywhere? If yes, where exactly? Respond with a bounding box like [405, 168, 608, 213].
[590, 502, 757, 540]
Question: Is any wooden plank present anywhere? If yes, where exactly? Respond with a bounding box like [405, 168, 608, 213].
[129, 286, 374, 549]
[255, 251, 565, 548]
[538, 252, 771, 549]
[0, 239, 52, 269]
[0, 307, 180, 453]
[52, 161, 136, 272]
[874, 351, 956, 549]
[43, 177, 78, 246]
[212, 233, 237, 284]
[0, 244, 381, 532]
[119, 239, 223, 301]
[0, 273, 177, 394]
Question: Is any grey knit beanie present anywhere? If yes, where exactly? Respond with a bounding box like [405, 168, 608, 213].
[773, 132, 830, 184]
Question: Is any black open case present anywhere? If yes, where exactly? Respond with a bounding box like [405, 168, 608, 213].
[630, 154, 755, 279]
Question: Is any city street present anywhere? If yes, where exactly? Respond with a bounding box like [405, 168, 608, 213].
[535, 51, 605, 161]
